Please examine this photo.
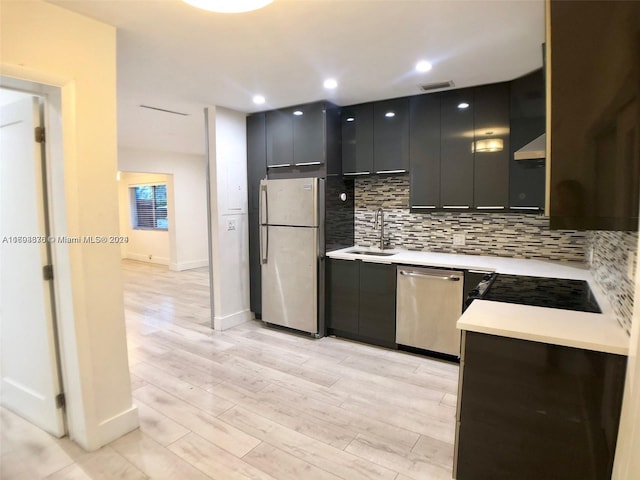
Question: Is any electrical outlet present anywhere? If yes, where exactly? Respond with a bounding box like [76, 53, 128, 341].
[453, 234, 466, 246]
[588, 246, 595, 265]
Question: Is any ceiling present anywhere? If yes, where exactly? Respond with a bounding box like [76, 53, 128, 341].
[48, 0, 545, 156]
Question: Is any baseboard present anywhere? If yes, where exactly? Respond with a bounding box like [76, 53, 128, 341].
[214, 309, 251, 331]
[169, 259, 209, 271]
[79, 404, 139, 451]
[126, 253, 169, 266]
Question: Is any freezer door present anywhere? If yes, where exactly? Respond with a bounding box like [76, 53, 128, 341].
[261, 225, 318, 334]
[260, 177, 318, 227]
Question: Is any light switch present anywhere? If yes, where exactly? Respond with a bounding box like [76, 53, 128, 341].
[227, 219, 236, 231]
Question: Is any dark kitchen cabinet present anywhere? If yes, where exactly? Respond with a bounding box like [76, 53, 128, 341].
[265, 101, 340, 178]
[341, 103, 374, 175]
[373, 98, 410, 173]
[455, 331, 626, 480]
[409, 94, 441, 209]
[247, 113, 267, 317]
[326, 258, 359, 335]
[440, 88, 475, 208]
[292, 102, 325, 167]
[358, 261, 397, 344]
[265, 109, 293, 168]
[473, 83, 510, 209]
[549, 1, 640, 230]
[248, 211, 261, 316]
[326, 258, 396, 348]
[509, 69, 546, 212]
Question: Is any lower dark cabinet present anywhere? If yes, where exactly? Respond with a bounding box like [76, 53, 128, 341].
[326, 259, 396, 348]
[455, 331, 627, 480]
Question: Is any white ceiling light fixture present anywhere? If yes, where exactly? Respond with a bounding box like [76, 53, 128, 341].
[182, 0, 273, 13]
[458, 102, 470, 109]
[293, 110, 303, 116]
[252, 94, 266, 105]
[323, 78, 338, 89]
[415, 60, 432, 73]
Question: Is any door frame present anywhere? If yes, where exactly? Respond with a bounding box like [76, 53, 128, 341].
[0, 75, 87, 444]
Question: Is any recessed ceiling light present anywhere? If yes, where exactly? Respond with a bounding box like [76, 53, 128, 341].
[182, 0, 272, 13]
[385, 112, 396, 118]
[415, 60, 432, 73]
[252, 95, 265, 105]
[323, 78, 338, 89]
[458, 102, 470, 109]
[293, 110, 303, 116]
[346, 117, 355, 122]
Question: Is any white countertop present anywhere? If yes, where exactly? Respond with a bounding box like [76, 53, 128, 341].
[326, 246, 630, 355]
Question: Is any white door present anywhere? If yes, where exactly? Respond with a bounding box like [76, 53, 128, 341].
[0, 96, 65, 437]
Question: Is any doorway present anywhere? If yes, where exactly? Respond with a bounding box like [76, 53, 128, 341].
[0, 86, 66, 437]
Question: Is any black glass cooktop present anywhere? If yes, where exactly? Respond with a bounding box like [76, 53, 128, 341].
[483, 274, 601, 313]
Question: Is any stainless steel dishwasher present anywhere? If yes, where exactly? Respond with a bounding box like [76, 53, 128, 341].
[396, 266, 464, 356]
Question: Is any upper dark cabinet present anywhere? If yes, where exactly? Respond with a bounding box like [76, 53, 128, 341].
[265, 109, 293, 168]
[550, 1, 640, 230]
[473, 83, 510, 209]
[373, 98, 410, 173]
[292, 102, 325, 167]
[264, 101, 340, 177]
[341, 103, 374, 175]
[409, 94, 441, 209]
[509, 69, 546, 212]
[440, 89, 475, 208]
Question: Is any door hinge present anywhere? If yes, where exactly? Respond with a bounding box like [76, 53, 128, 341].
[35, 126, 45, 143]
[55, 393, 65, 409]
[43, 264, 54, 281]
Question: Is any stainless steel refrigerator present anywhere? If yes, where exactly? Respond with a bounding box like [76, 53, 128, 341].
[259, 177, 324, 336]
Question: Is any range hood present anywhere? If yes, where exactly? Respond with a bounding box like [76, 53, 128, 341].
[514, 133, 546, 160]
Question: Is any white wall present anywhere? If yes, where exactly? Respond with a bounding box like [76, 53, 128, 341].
[117, 172, 171, 265]
[1, 0, 137, 450]
[206, 107, 251, 330]
[118, 147, 208, 271]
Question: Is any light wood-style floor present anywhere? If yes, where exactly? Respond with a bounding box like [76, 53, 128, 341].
[1, 260, 459, 480]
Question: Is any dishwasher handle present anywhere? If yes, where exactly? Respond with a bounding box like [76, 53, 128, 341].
[399, 270, 461, 281]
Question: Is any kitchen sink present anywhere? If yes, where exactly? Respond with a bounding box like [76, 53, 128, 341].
[348, 250, 397, 257]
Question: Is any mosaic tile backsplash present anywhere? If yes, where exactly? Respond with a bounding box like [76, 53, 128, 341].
[587, 231, 638, 334]
[354, 175, 586, 262]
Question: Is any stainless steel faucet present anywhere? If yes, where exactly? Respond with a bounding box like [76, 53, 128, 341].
[374, 207, 386, 250]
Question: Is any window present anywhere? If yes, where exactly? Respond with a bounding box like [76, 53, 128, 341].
[130, 184, 168, 230]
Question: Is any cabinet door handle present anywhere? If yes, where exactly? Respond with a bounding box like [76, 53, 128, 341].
[268, 163, 291, 168]
[442, 205, 470, 209]
[476, 206, 505, 210]
[343, 171, 370, 176]
[510, 206, 541, 210]
[295, 161, 321, 166]
[412, 205, 436, 209]
[375, 169, 406, 174]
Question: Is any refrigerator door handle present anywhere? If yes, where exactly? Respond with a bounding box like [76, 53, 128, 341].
[260, 182, 268, 225]
[260, 225, 268, 264]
